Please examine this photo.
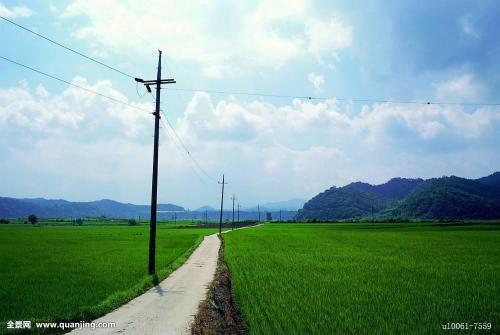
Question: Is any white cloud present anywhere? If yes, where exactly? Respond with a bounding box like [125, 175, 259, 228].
[48, 3, 59, 14]
[305, 17, 353, 65]
[202, 64, 236, 79]
[460, 16, 480, 39]
[434, 74, 483, 101]
[177, 91, 500, 146]
[0, 78, 152, 139]
[2, 80, 499, 207]
[355, 102, 500, 141]
[0, 1, 33, 18]
[173, 93, 500, 202]
[308, 72, 325, 91]
[177, 92, 268, 142]
[61, 0, 353, 73]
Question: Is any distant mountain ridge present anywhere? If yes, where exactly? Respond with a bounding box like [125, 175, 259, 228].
[347, 178, 425, 200]
[296, 172, 500, 220]
[0, 197, 184, 218]
[245, 198, 306, 211]
[195, 205, 216, 212]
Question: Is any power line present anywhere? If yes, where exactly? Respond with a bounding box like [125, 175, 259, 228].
[0, 55, 150, 114]
[145, 88, 215, 183]
[143, 86, 216, 183]
[1, 44, 217, 219]
[138, 80, 215, 184]
[0, 15, 135, 79]
[159, 111, 217, 183]
[0, 54, 221, 186]
[3, 15, 499, 107]
[3, 16, 500, 107]
[1, 53, 217, 216]
[166, 87, 500, 107]
[159, 117, 211, 185]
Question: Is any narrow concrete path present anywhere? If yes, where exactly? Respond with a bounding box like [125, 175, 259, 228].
[69, 234, 220, 335]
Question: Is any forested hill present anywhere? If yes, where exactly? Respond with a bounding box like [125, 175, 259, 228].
[296, 172, 500, 220]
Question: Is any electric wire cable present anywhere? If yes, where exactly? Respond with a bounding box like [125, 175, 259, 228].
[0, 15, 136, 79]
[159, 117, 210, 185]
[166, 87, 500, 106]
[0, 52, 217, 188]
[136, 82, 148, 98]
[3, 55, 500, 190]
[144, 86, 216, 184]
[0, 53, 214, 186]
[3, 16, 500, 107]
[3, 17, 500, 107]
[160, 110, 218, 183]
[0, 55, 150, 114]
[0, 55, 220, 187]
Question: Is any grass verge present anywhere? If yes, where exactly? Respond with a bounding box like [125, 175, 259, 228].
[190, 236, 248, 335]
[1, 226, 215, 334]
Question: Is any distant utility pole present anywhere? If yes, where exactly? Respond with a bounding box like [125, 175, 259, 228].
[258, 204, 261, 222]
[279, 209, 282, 222]
[231, 194, 237, 230]
[371, 203, 374, 224]
[237, 203, 240, 222]
[218, 174, 228, 234]
[135, 51, 176, 275]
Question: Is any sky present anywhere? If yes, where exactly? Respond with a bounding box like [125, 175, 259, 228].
[1, 0, 499, 209]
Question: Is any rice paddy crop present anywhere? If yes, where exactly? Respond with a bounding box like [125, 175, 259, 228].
[223, 223, 500, 335]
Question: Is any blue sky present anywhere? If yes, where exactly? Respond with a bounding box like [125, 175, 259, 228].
[0, 0, 499, 208]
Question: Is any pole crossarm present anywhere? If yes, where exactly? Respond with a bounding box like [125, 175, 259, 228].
[137, 79, 176, 85]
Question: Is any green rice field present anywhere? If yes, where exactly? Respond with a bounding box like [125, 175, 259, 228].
[224, 223, 500, 335]
[0, 224, 218, 330]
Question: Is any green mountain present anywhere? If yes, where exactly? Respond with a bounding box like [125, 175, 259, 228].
[296, 172, 500, 220]
[393, 176, 500, 219]
[477, 171, 500, 188]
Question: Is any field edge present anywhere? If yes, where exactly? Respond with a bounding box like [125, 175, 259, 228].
[3, 233, 207, 335]
[190, 235, 248, 335]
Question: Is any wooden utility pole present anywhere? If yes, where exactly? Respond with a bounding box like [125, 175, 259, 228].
[231, 194, 237, 230]
[135, 50, 176, 275]
[218, 174, 228, 234]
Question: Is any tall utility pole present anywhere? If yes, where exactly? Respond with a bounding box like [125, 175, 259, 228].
[218, 174, 228, 234]
[135, 50, 176, 275]
[237, 203, 240, 222]
[231, 194, 237, 230]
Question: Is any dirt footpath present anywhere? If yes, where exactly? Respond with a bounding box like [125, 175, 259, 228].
[69, 234, 220, 335]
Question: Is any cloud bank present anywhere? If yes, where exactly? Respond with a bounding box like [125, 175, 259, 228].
[1, 79, 498, 207]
